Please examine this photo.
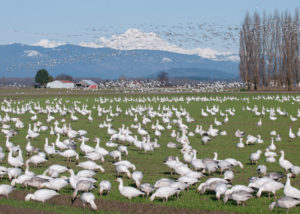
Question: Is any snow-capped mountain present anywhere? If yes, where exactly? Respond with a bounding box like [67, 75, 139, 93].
[0, 29, 240, 79]
[34, 29, 238, 61]
[0, 43, 239, 79]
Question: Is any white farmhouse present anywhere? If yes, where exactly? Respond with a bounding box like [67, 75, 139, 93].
[46, 80, 75, 89]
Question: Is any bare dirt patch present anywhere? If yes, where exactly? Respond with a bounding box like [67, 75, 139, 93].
[3, 190, 236, 214]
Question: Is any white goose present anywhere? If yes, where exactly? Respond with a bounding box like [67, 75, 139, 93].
[289, 127, 296, 141]
[132, 171, 143, 188]
[256, 180, 284, 198]
[236, 138, 245, 148]
[40, 178, 68, 191]
[25, 189, 59, 202]
[99, 180, 111, 195]
[115, 164, 132, 178]
[80, 138, 94, 155]
[25, 141, 35, 155]
[114, 161, 136, 170]
[77, 161, 105, 172]
[94, 138, 109, 157]
[26, 155, 47, 167]
[80, 192, 97, 210]
[284, 173, 300, 199]
[269, 196, 300, 212]
[150, 186, 178, 202]
[116, 178, 144, 199]
[110, 150, 122, 162]
[0, 184, 14, 198]
[59, 149, 79, 161]
[44, 138, 56, 157]
[249, 150, 262, 164]
[8, 150, 23, 168]
[77, 170, 96, 178]
[279, 150, 293, 172]
[268, 138, 276, 151]
[55, 134, 68, 151]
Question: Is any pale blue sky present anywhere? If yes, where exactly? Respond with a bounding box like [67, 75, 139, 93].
[0, 0, 299, 52]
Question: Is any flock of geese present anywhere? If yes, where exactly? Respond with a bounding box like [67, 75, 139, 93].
[0, 94, 299, 213]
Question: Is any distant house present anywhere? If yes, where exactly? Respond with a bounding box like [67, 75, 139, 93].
[46, 80, 75, 89]
[77, 80, 98, 89]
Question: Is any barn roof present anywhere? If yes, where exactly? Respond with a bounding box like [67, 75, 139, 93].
[81, 80, 97, 85]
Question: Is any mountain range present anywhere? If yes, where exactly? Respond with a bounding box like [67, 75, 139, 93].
[0, 29, 240, 80]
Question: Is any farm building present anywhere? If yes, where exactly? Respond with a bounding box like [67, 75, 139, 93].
[77, 80, 98, 89]
[46, 80, 75, 89]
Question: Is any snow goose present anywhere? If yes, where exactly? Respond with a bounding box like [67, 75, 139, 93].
[269, 196, 300, 212]
[8, 150, 23, 168]
[215, 183, 229, 201]
[94, 138, 109, 157]
[40, 178, 68, 191]
[224, 158, 243, 169]
[77, 161, 105, 172]
[291, 166, 300, 177]
[25, 141, 35, 156]
[7, 168, 22, 181]
[77, 170, 96, 178]
[217, 160, 234, 174]
[154, 178, 175, 188]
[275, 134, 282, 142]
[26, 155, 47, 167]
[44, 138, 56, 157]
[197, 178, 228, 193]
[223, 170, 234, 182]
[85, 152, 104, 162]
[80, 138, 94, 155]
[214, 117, 222, 126]
[0, 184, 14, 198]
[140, 183, 155, 196]
[223, 190, 253, 205]
[256, 118, 262, 128]
[11, 174, 33, 186]
[80, 192, 97, 210]
[55, 134, 68, 151]
[284, 173, 300, 199]
[99, 180, 111, 195]
[25, 189, 58, 202]
[205, 161, 219, 175]
[118, 145, 128, 156]
[289, 127, 296, 141]
[72, 180, 95, 202]
[59, 149, 79, 162]
[132, 171, 143, 188]
[249, 150, 262, 164]
[177, 176, 198, 186]
[236, 138, 245, 148]
[257, 165, 267, 176]
[110, 150, 122, 162]
[229, 185, 254, 194]
[248, 177, 275, 189]
[268, 138, 276, 151]
[235, 129, 245, 138]
[256, 180, 284, 199]
[116, 178, 144, 199]
[150, 186, 178, 202]
[115, 164, 132, 178]
[279, 150, 293, 172]
[114, 160, 136, 170]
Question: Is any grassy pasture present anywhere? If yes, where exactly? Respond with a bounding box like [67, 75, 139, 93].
[0, 92, 300, 213]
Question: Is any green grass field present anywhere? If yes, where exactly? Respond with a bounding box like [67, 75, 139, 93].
[0, 91, 300, 213]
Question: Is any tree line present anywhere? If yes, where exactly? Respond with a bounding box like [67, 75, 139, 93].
[239, 9, 300, 90]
